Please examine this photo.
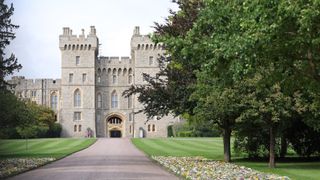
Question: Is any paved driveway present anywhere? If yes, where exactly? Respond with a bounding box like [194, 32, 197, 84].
[10, 138, 178, 180]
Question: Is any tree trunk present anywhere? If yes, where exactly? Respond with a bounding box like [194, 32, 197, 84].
[269, 126, 276, 168]
[280, 136, 287, 158]
[223, 127, 231, 162]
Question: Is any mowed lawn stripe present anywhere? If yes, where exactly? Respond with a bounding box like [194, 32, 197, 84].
[133, 139, 174, 156]
[0, 138, 96, 158]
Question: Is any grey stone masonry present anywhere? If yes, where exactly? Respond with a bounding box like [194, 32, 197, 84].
[8, 26, 181, 138]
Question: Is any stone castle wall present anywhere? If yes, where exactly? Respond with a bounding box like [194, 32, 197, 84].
[8, 26, 181, 138]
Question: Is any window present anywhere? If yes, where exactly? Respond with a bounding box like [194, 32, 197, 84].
[31, 90, 37, 97]
[69, 73, 73, 83]
[108, 117, 122, 124]
[128, 95, 132, 108]
[152, 124, 156, 132]
[130, 125, 132, 134]
[51, 92, 58, 110]
[128, 68, 133, 84]
[149, 56, 154, 65]
[97, 76, 101, 83]
[78, 125, 82, 132]
[97, 93, 102, 108]
[74, 112, 81, 121]
[111, 91, 118, 108]
[148, 124, 151, 132]
[112, 69, 117, 84]
[74, 89, 81, 107]
[128, 75, 132, 84]
[129, 113, 133, 121]
[82, 73, 87, 82]
[97, 114, 101, 122]
[74, 125, 77, 132]
[76, 56, 80, 65]
[112, 75, 116, 84]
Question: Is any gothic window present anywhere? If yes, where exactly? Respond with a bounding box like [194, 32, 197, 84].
[108, 117, 122, 124]
[111, 91, 118, 108]
[149, 56, 154, 65]
[146, 44, 149, 50]
[148, 124, 151, 132]
[51, 92, 58, 110]
[74, 89, 81, 107]
[152, 124, 156, 132]
[69, 73, 73, 83]
[128, 95, 132, 108]
[97, 93, 102, 108]
[128, 68, 133, 84]
[74, 112, 81, 121]
[82, 73, 87, 82]
[76, 56, 80, 65]
[112, 69, 117, 84]
[137, 44, 141, 50]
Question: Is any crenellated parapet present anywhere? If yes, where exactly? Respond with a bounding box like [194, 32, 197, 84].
[59, 26, 99, 52]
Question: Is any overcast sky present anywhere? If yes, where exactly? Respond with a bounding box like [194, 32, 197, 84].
[5, 0, 178, 79]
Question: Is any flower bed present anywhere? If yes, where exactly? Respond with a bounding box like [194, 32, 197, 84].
[0, 158, 55, 178]
[152, 156, 290, 180]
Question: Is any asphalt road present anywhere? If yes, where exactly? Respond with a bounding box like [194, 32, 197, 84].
[9, 138, 178, 180]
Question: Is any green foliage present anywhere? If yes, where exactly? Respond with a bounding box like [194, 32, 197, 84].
[47, 123, 62, 138]
[0, 91, 35, 138]
[167, 125, 174, 137]
[0, 0, 21, 89]
[286, 117, 320, 157]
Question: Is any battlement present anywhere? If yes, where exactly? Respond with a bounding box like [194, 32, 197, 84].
[59, 26, 98, 51]
[98, 56, 131, 65]
[8, 77, 61, 88]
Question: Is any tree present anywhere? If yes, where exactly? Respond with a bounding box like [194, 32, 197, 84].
[123, 0, 204, 118]
[0, 91, 34, 138]
[0, 0, 21, 90]
[16, 125, 37, 150]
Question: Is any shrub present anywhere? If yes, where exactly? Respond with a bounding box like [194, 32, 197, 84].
[47, 123, 62, 137]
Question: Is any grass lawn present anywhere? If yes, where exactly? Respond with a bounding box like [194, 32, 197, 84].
[132, 138, 320, 180]
[0, 138, 96, 159]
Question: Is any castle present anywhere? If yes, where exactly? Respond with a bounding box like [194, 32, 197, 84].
[8, 26, 181, 138]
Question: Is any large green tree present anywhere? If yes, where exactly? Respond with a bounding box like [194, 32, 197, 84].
[0, 0, 20, 90]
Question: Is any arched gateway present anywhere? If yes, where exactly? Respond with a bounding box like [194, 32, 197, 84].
[106, 113, 125, 138]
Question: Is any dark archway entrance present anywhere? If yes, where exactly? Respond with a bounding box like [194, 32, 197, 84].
[110, 130, 122, 138]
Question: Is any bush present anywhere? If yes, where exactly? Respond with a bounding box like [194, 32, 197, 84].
[177, 131, 193, 137]
[167, 125, 174, 137]
[47, 123, 62, 137]
[286, 118, 320, 157]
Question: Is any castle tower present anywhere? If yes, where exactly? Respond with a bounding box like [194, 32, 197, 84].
[59, 26, 99, 137]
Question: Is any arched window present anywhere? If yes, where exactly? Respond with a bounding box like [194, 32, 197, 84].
[78, 125, 82, 132]
[108, 117, 122, 124]
[111, 91, 118, 108]
[51, 92, 58, 110]
[146, 44, 149, 50]
[97, 93, 102, 108]
[148, 124, 151, 132]
[152, 124, 156, 132]
[112, 68, 117, 84]
[137, 44, 140, 50]
[74, 125, 77, 132]
[64, 44, 67, 50]
[128, 68, 133, 84]
[74, 89, 81, 107]
[128, 95, 132, 108]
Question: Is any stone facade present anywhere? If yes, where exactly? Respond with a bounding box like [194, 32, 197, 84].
[8, 26, 181, 138]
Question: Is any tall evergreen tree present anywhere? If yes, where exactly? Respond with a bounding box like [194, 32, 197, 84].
[0, 0, 20, 90]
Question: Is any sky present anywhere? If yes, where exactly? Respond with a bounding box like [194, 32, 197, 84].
[5, 0, 178, 79]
